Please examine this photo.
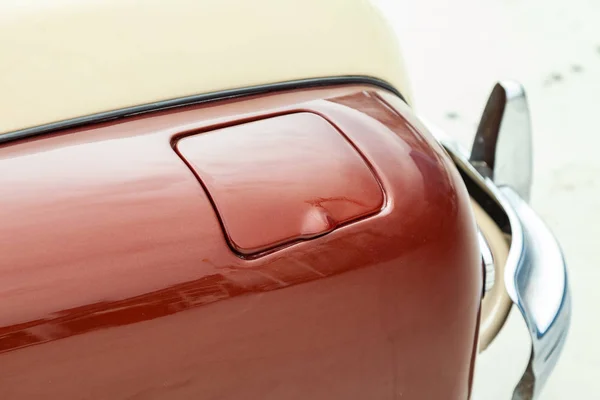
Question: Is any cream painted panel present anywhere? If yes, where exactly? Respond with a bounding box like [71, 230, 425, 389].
[0, 0, 411, 134]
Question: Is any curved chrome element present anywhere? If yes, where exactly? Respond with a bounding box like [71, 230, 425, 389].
[470, 81, 533, 201]
[442, 139, 570, 399]
[496, 187, 568, 337]
[478, 230, 495, 293]
[421, 87, 571, 398]
[473, 170, 569, 398]
[498, 187, 570, 400]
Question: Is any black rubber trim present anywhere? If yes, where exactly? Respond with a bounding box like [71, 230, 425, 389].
[0, 76, 406, 145]
[455, 162, 511, 233]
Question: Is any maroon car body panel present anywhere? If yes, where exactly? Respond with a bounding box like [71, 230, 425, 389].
[0, 85, 481, 399]
[176, 112, 384, 255]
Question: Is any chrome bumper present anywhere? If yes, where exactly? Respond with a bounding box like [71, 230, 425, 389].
[441, 137, 571, 400]
[420, 79, 571, 399]
[497, 187, 570, 399]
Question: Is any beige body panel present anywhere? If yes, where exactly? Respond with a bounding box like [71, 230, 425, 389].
[473, 199, 512, 351]
[0, 0, 411, 135]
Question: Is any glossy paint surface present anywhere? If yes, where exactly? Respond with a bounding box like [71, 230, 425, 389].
[177, 112, 384, 255]
[0, 86, 481, 399]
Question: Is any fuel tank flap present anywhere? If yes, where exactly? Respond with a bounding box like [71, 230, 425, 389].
[176, 112, 384, 255]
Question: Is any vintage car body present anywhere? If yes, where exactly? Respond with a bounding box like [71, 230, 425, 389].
[0, 1, 569, 399]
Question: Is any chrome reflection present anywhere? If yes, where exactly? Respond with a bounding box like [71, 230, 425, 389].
[478, 230, 495, 294]
[470, 81, 533, 201]
[498, 187, 567, 336]
[434, 133, 571, 400]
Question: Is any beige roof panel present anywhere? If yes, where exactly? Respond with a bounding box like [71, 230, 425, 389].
[0, 0, 411, 135]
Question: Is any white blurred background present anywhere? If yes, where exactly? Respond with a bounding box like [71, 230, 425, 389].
[375, 0, 600, 398]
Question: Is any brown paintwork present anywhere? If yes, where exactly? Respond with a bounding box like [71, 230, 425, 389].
[177, 112, 384, 255]
[0, 85, 481, 399]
